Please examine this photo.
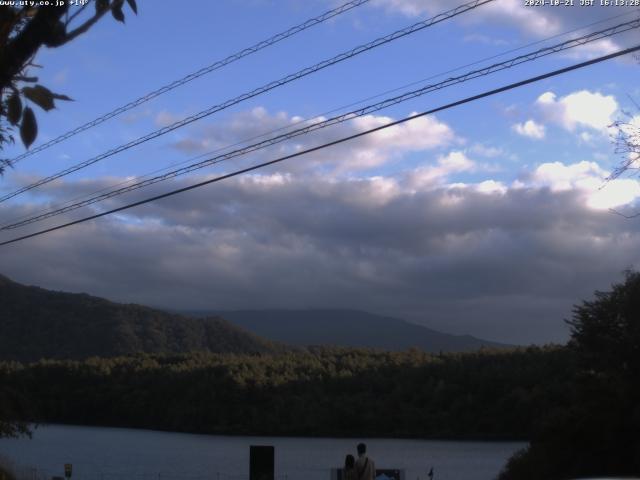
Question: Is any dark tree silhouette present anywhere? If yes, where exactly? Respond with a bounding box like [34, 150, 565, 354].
[568, 270, 640, 377]
[499, 271, 640, 480]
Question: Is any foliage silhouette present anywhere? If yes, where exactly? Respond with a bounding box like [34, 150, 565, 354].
[499, 271, 640, 479]
[1, 346, 571, 439]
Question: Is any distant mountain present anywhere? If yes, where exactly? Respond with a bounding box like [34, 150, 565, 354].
[0, 275, 278, 362]
[187, 309, 510, 352]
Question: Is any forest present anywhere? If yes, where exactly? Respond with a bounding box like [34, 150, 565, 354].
[0, 346, 571, 440]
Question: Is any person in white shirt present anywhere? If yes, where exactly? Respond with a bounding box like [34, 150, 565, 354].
[354, 442, 376, 480]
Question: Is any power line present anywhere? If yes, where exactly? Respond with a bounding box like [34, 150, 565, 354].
[6, 8, 634, 230]
[6, 0, 372, 165]
[1, 44, 637, 248]
[4, 17, 638, 231]
[0, 0, 495, 204]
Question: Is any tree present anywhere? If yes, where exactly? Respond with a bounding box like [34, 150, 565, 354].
[499, 271, 640, 479]
[567, 270, 640, 378]
[612, 109, 640, 178]
[609, 109, 640, 217]
[0, 389, 31, 439]
[0, 0, 137, 174]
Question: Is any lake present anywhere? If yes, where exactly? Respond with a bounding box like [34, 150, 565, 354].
[0, 425, 525, 480]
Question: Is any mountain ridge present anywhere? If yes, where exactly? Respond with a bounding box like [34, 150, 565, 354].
[186, 308, 511, 352]
[0, 275, 278, 362]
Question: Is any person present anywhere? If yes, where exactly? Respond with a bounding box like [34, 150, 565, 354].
[343, 454, 357, 480]
[355, 442, 375, 480]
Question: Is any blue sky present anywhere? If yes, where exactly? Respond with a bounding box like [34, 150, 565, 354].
[1, 0, 640, 344]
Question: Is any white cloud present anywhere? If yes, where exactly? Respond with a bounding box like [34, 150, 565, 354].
[372, 0, 636, 57]
[512, 119, 546, 139]
[579, 132, 593, 143]
[561, 38, 619, 60]
[588, 179, 640, 210]
[469, 144, 505, 158]
[527, 160, 640, 209]
[408, 150, 475, 188]
[353, 113, 454, 152]
[536, 90, 618, 132]
[167, 108, 457, 173]
[476, 179, 507, 195]
[373, 0, 561, 36]
[529, 160, 607, 191]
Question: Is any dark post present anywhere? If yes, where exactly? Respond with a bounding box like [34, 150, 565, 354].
[250, 445, 274, 480]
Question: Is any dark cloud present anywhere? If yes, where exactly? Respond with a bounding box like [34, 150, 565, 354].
[1, 171, 638, 345]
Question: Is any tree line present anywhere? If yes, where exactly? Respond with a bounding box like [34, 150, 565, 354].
[0, 346, 571, 440]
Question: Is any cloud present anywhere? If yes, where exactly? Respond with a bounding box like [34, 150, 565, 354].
[588, 179, 640, 210]
[536, 90, 618, 132]
[155, 110, 182, 128]
[372, 0, 638, 57]
[579, 132, 594, 143]
[167, 108, 457, 173]
[476, 179, 507, 195]
[528, 160, 607, 191]
[407, 150, 475, 188]
[560, 37, 619, 60]
[523, 160, 640, 209]
[121, 108, 153, 125]
[373, 0, 560, 36]
[2, 157, 640, 345]
[512, 119, 546, 139]
[462, 33, 509, 46]
[469, 143, 506, 158]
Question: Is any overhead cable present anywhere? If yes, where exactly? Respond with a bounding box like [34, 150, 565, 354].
[6, 0, 372, 165]
[8, 6, 634, 229]
[4, 18, 639, 231]
[1, 43, 638, 247]
[0, 0, 495, 204]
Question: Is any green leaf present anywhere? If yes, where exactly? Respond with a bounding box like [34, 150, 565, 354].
[7, 93, 22, 125]
[126, 0, 137, 14]
[112, 4, 125, 23]
[20, 107, 37, 149]
[22, 85, 55, 111]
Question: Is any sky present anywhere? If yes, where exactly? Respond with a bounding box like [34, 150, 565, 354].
[1, 0, 640, 344]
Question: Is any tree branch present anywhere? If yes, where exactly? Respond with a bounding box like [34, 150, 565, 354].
[62, 0, 124, 45]
[0, 6, 68, 91]
[609, 208, 640, 219]
[65, 2, 89, 27]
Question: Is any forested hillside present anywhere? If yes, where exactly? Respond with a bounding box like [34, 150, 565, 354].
[0, 346, 571, 439]
[0, 275, 278, 361]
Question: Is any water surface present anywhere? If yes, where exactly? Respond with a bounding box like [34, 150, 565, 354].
[0, 425, 524, 480]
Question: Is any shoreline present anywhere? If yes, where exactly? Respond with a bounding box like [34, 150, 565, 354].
[17, 422, 530, 443]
